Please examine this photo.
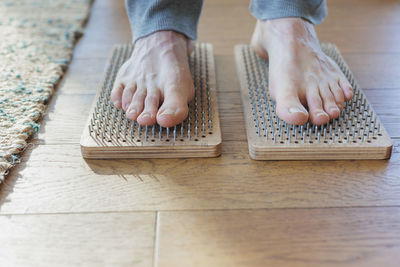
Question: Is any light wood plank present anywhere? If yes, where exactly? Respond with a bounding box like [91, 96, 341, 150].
[364, 89, 400, 139]
[0, 212, 155, 267]
[156, 208, 400, 267]
[316, 26, 400, 54]
[323, 0, 400, 27]
[73, 0, 131, 60]
[34, 93, 95, 145]
[57, 58, 108, 95]
[344, 53, 400, 89]
[0, 143, 399, 214]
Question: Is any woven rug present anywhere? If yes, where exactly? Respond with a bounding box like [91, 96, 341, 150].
[0, 0, 92, 183]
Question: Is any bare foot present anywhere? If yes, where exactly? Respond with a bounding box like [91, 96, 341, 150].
[251, 18, 353, 125]
[110, 31, 195, 127]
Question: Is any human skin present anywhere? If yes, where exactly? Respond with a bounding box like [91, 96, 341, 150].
[110, 31, 195, 127]
[111, 18, 353, 127]
[251, 18, 353, 125]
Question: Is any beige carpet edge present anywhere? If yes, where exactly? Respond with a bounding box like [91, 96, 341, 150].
[0, 0, 93, 185]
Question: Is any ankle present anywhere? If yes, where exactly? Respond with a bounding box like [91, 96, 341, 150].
[260, 17, 310, 35]
[136, 30, 191, 54]
[257, 17, 320, 52]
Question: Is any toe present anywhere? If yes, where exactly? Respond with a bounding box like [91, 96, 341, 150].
[157, 90, 188, 127]
[275, 88, 309, 125]
[126, 88, 146, 120]
[339, 77, 353, 101]
[121, 83, 137, 111]
[320, 85, 340, 119]
[306, 87, 330, 125]
[137, 89, 160, 126]
[110, 82, 124, 108]
[329, 81, 345, 110]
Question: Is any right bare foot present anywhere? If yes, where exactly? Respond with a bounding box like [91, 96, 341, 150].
[110, 31, 195, 127]
[251, 18, 353, 125]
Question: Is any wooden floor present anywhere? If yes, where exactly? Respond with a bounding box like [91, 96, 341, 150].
[1, 0, 400, 266]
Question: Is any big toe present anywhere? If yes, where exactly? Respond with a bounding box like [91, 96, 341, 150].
[156, 92, 189, 128]
[275, 95, 309, 125]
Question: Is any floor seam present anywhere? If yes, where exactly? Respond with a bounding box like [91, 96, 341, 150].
[152, 211, 160, 267]
[2, 205, 400, 216]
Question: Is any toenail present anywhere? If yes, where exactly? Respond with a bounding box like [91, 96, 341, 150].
[316, 112, 327, 117]
[140, 113, 152, 119]
[128, 108, 137, 116]
[160, 108, 176, 116]
[289, 107, 307, 114]
[347, 91, 353, 99]
[330, 107, 340, 113]
[113, 100, 121, 107]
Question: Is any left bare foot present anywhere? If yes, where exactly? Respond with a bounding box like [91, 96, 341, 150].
[110, 31, 195, 127]
[251, 18, 353, 125]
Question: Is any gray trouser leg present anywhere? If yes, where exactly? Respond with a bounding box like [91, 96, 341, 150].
[125, 0, 204, 44]
[249, 0, 327, 24]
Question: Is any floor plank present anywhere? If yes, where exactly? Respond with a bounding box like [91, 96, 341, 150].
[364, 89, 400, 138]
[73, 0, 131, 60]
[56, 58, 108, 95]
[34, 93, 95, 145]
[323, 0, 400, 27]
[156, 208, 400, 267]
[0, 212, 155, 267]
[344, 54, 400, 89]
[0, 143, 398, 214]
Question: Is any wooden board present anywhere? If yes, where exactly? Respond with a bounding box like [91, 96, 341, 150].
[157, 208, 400, 267]
[80, 43, 221, 158]
[0, 212, 155, 267]
[234, 43, 392, 160]
[1, 142, 400, 214]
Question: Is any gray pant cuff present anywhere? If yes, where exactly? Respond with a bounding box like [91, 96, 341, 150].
[250, 0, 327, 25]
[131, 22, 198, 45]
[125, 0, 203, 44]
